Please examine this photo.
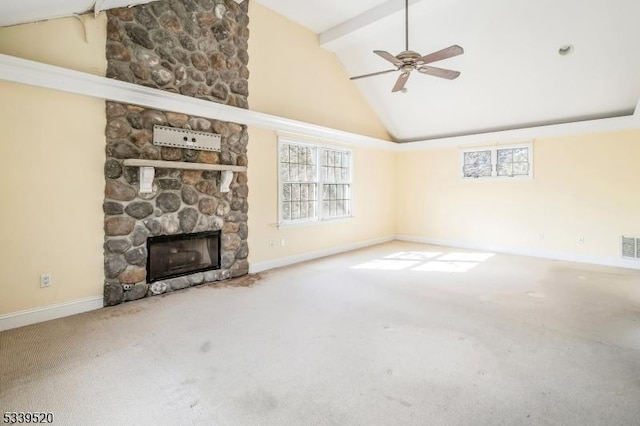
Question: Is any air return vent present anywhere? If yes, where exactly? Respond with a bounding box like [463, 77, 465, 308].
[621, 236, 640, 259]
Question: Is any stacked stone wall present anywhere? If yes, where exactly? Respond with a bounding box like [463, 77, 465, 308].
[103, 0, 250, 305]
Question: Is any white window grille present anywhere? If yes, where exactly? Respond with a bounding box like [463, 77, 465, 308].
[279, 138, 352, 226]
[461, 143, 533, 179]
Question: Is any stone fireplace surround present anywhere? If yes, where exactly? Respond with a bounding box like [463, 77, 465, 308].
[103, 0, 250, 305]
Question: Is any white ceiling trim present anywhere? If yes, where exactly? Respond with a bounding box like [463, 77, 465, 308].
[93, 0, 155, 16]
[319, 0, 424, 48]
[0, 53, 395, 151]
[0, 53, 637, 153]
[398, 112, 640, 151]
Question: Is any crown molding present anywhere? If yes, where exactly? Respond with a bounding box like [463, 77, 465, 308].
[0, 53, 637, 153]
[397, 114, 640, 151]
[0, 53, 396, 151]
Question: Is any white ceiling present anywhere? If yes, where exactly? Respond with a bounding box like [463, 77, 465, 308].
[1, 0, 639, 141]
[258, 0, 640, 141]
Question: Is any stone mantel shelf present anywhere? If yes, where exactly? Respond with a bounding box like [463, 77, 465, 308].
[123, 159, 245, 193]
[122, 159, 247, 172]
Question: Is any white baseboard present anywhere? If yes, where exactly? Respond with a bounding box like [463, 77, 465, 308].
[3, 234, 634, 332]
[0, 296, 103, 332]
[249, 235, 395, 273]
[395, 235, 640, 270]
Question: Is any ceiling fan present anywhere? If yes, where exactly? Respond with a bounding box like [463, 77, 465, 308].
[350, 0, 464, 92]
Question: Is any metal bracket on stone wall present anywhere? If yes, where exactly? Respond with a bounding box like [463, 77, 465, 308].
[220, 170, 234, 193]
[153, 125, 221, 152]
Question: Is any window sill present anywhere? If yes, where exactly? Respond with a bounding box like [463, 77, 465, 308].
[277, 216, 354, 230]
[461, 174, 534, 182]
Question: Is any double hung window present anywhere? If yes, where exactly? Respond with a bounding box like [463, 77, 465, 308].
[279, 139, 352, 225]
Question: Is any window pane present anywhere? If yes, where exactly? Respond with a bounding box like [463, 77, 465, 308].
[292, 201, 300, 220]
[306, 165, 315, 181]
[298, 165, 306, 181]
[299, 202, 308, 219]
[290, 164, 298, 181]
[281, 165, 290, 181]
[280, 145, 290, 163]
[496, 147, 529, 177]
[497, 149, 513, 164]
[513, 162, 529, 175]
[300, 184, 308, 201]
[514, 147, 528, 162]
[282, 202, 291, 221]
[497, 163, 512, 176]
[463, 150, 492, 177]
[283, 184, 291, 201]
[291, 184, 300, 201]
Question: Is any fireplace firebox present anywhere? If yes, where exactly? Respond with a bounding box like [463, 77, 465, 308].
[146, 231, 221, 283]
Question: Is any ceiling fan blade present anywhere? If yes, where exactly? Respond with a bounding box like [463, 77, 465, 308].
[374, 50, 402, 66]
[350, 69, 397, 81]
[418, 65, 461, 80]
[392, 72, 410, 92]
[417, 45, 464, 65]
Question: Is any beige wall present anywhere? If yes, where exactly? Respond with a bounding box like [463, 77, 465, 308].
[247, 2, 390, 140]
[246, 2, 396, 266]
[0, 15, 107, 315]
[0, 14, 107, 75]
[397, 130, 640, 259]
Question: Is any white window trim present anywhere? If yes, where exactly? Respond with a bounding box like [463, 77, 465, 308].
[460, 142, 534, 181]
[278, 136, 354, 228]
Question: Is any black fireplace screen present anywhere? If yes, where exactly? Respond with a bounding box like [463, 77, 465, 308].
[146, 231, 221, 283]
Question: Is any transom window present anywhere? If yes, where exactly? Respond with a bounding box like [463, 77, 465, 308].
[279, 139, 352, 225]
[461, 143, 533, 179]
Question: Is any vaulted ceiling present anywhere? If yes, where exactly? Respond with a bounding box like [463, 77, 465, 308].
[258, 0, 640, 141]
[2, 0, 639, 141]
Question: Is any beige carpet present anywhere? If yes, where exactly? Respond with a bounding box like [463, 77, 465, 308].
[1, 241, 640, 425]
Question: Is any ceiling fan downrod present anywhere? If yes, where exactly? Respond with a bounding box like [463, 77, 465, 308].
[405, 0, 409, 51]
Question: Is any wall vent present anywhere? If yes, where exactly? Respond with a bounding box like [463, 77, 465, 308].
[153, 125, 221, 152]
[621, 236, 640, 259]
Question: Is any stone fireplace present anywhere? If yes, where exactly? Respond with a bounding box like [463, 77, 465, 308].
[103, 0, 250, 305]
[147, 230, 221, 283]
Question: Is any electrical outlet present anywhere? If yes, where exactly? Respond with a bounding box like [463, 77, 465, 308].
[538, 233, 545, 240]
[40, 273, 52, 288]
[578, 237, 585, 244]
[280, 238, 286, 247]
